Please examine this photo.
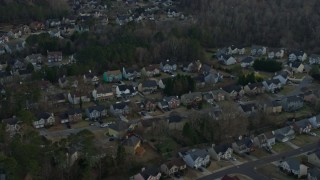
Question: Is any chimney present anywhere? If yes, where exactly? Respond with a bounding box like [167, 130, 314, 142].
[141, 167, 145, 172]
[238, 135, 242, 140]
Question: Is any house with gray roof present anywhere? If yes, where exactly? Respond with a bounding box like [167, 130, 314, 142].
[160, 59, 177, 72]
[309, 54, 320, 65]
[274, 126, 295, 142]
[108, 120, 130, 138]
[85, 105, 106, 120]
[262, 79, 282, 93]
[2, 116, 21, 137]
[206, 144, 233, 161]
[279, 158, 308, 178]
[138, 79, 158, 94]
[110, 102, 130, 116]
[308, 167, 320, 180]
[132, 167, 161, 180]
[240, 56, 254, 68]
[307, 149, 320, 167]
[288, 50, 307, 62]
[280, 95, 304, 112]
[178, 148, 210, 169]
[253, 131, 275, 148]
[273, 71, 290, 85]
[251, 45, 267, 56]
[232, 136, 254, 154]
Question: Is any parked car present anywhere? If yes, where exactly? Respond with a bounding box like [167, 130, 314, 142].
[100, 123, 109, 128]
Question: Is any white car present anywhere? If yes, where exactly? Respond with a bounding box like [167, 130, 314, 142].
[100, 123, 109, 128]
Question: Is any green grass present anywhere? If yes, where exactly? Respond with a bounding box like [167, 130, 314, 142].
[272, 143, 293, 153]
[257, 164, 297, 180]
[251, 149, 270, 158]
[279, 86, 296, 95]
[290, 134, 318, 147]
[154, 137, 179, 155]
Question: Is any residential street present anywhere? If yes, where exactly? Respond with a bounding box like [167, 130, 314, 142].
[198, 142, 318, 180]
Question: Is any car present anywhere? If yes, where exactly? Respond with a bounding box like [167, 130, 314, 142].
[109, 137, 115, 141]
[100, 123, 109, 128]
[89, 123, 95, 126]
[197, 168, 204, 172]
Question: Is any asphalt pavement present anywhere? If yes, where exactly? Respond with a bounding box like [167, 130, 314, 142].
[198, 142, 318, 180]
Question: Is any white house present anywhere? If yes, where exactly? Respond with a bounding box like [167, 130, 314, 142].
[206, 144, 233, 161]
[268, 48, 284, 59]
[160, 59, 177, 72]
[273, 71, 290, 85]
[279, 158, 308, 178]
[217, 54, 237, 65]
[178, 149, 210, 169]
[288, 51, 307, 62]
[251, 45, 267, 56]
[309, 54, 320, 65]
[115, 84, 136, 98]
[92, 85, 113, 101]
[34, 112, 55, 128]
[241, 56, 254, 68]
[262, 79, 282, 93]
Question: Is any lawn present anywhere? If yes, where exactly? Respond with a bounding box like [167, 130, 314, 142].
[272, 143, 293, 153]
[71, 120, 90, 128]
[257, 164, 297, 180]
[207, 161, 233, 172]
[251, 149, 270, 158]
[279, 85, 296, 95]
[290, 134, 318, 147]
[154, 137, 179, 158]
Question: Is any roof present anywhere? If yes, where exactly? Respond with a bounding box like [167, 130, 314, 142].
[67, 109, 82, 115]
[240, 103, 257, 112]
[234, 137, 253, 148]
[145, 64, 159, 71]
[284, 158, 300, 171]
[105, 70, 121, 76]
[142, 80, 158, 87]
[87, 105, 105, 113]
[193, 75, 205, 83]
[47, 51, 62, 56]
[108, 120, 129, 131]
[182, 149, 209, 161]
[309, 167, 320, 178]
[289, 50, 305, 56]
[163, 96, 179, 102]
[168, 115, 182, 123]
[291, 61, 303, 68]
[241, 56, 254, 63]
[310, 54, 320, 59]
[96, 85, 112, 93]
[161, 59, 176, 66]
[213, 144, 231, 154]
[112, 101, 129, 110]
[36, 112, 51, 120]
[308, 149, 320, 159]
[222, 85, 242, 93]
[163, 158, 186, 169]
[140, 167, 160, 179]
[123, 136, 140, 147]
[274, 71, 289, 79]
[264, 79, 281, 86]
[264, 131, 275, 139]
[285, 95, 303, 103]
[247, 82, 263, 90]
[117, 84, 135, 92]
[2, 117, 19, 125]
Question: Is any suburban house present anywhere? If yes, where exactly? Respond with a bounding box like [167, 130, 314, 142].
[163, 96, 180, 109]
[217, 54, 237, 65]
[60, 109, 82, 124]
[160, 158, 186, 176]
[222, 85, 244, 99]
[303, 90, 320, 105]
[308, 167, 320, 180]
[206, 144, 233, 161]
[160, 59, 177, 72]
[280, 95, 304, 112]
[232, 136, 254, 154]
[239, 103, 258, 115]
[47, 93, 66, 106]
[138, 80, 158, 94]
[309, 54, 320, 65]
[289, 119, 313, 135]
[251, 45, 267, 56]
[34, 112, 55, 128]
[200, 64, 212, 76]
[227, 45, 245, 55]
[180, 92, 203, 106]
[262, 79, 282, 93]
[2, 117, 21, 137]
[202, 92, 215, 104]
[92, 85, 114, 101]
[273, 71, 290, 85]
[212, 89, 226, 102]
[288, 50, 307, 62]
[308, 115, 320, 129]
[274, 126, 295, 142]
[167, 114, 185, 130]
[132, 167, 161, 180]
[253, 132, 276, 148]
[58, 76, 69, 88]
[140, 99, 157, 112]
[110, 102, 130, 116]
[193, 75, 205, 88]
[307, 149, 320, 169]
[83, 71, 99, 84]
[122, 67, 141, 80]
[25, 53, 43, 70]
[141, 64, 160, 77]
[85, 105, 107, 121]
[108, 120, 129, 138]
[279, 158, 308, 178]
[264, 100, 283, 114]
[244, 82, 265, 95]
[47, 51, 62, 63]
[290, 61, 304, 73]
[204, 72, 223, 85]
[178, 149, 210, 169]
[157, 100, 169, 111]
[268, 48, 285, 59]
[67, 91, 90, 104]
[122, 136, 144, 155]
[116, 84, 136, 98]
[103, 70, 122, 83]
[182, 60, 202, 72]
[240, 56, 254, 68]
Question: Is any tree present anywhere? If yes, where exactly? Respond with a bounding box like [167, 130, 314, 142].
[26, 63, 34, 72]
[17, 110, 36, 126]
[253, 59, 282, 72]
[116, 145, 126, 165]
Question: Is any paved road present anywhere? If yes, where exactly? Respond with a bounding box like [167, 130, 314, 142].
[198, 142, 318, 180]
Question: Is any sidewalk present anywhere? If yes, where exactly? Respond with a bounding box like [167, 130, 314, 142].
[285, 141, 300, 149]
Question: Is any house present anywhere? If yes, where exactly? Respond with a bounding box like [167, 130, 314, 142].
[180, 92, 202, 106]
[251, 45, 267, 56]
[206, 144, 233, 161]
[178, 149, 210, 169]
[232, 136, 254, 154]
[7, 59, 25, 71]
[244, 82, 265, 95]
[4, 39, 26, 53]
[67, 91, 90, 104]
[273, 71, 290, 85]
[116, 84, 136, 98]
[309, 54, 320, 65]
[132, 167, 161, 180]
[262, 79, 282, 93]
[240, 56, 254, 68]
[141, 99, 157, 111]
[264, 100, 282, 113]
[217, 54, 237, 65]
[182, 60, 202, 72]
[18, 69, 32, 80]
[33, 112, 55, 128]
[239, 103, 258, 115]
[160, 158, 186, 176]
[62, 109, 82, 123]
[268, 48, 284, 59]
[290, 61, 304, 73]
[58, 76, 69, 88]
[307, 149, 320, 167]
[211, 89, 226, 102]
[308, 167, 320, 180]
[123, 67, 141, 80]
[289, 119, 312, 135]
[279, 158, 308, 178]
[200, 64, 212, 76]
[92, 85, 114, 101]
[103, 70, 122, 83]
[25, 54, 43, 70]
[141, 64, 160, 77]
[222, 85, 244, 99]
[108, 120, 129, 138]
[0, 71, 13, 84]
[202, 92, 215, 104]
[253, 132, 275, 148]
[308, 115, 320, 129]
[138, 80, 158, 94]
[110, 102, 130, 116]
[280, 95, 304, 112]
[163, 96, 180, 109]
[204, 72, 223, 85]
[157, 100, 170, 111]
[167, 114, 185, 130]
[116, 15, 129, 26]
[2, 117, 21, 136]
[160, 59, 177, 72]
[47, 93, 66, 106]
[122, 136, 144, 155]
[227, 45, 245, 55]
[303, 90, 320, 105]
[193, 75, 205, 88]
[85, 105, 107, 120]
[47, 51, 62, 63]
[288, 50, 307, 62]
[83, 71, 99, 84]
[274, 126, 295, 142]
